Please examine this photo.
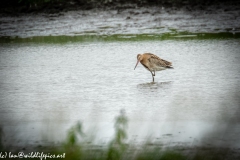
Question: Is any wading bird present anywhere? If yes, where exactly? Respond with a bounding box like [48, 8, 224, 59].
[134, 53, 173, 82]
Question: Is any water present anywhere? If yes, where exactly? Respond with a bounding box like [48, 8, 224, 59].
[0, 39, 240, 148]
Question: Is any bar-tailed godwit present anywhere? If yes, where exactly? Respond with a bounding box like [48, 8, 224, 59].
[134, 53, 173, 82]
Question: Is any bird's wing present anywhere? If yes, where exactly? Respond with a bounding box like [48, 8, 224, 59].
[146, 53, 172, 67]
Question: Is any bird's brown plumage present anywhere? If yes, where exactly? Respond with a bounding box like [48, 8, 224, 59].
[134, 53, 173, 82]
[144, 53, 172, 68]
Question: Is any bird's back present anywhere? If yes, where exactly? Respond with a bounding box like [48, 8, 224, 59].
[143, 53, 173, 70]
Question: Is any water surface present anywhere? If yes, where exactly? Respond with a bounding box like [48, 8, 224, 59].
[0, 39, 239, 148]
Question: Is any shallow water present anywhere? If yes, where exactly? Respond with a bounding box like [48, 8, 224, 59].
[0, 39, 240, 148]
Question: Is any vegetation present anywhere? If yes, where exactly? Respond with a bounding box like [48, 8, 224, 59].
[0, 32, 239, 44]
[0, 110, 240, 159]
[53, 110, 188, 160]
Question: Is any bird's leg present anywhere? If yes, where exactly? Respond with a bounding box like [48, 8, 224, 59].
[153, 71, 155, 76]
[150, 72, 154, 82]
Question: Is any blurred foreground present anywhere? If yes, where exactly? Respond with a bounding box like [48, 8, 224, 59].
[1, 110, 240, 160]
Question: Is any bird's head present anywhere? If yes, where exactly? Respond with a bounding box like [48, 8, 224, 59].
[134, 54, 142, 70]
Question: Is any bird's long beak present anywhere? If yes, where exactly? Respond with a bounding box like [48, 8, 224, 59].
[134, 60, 140, 70]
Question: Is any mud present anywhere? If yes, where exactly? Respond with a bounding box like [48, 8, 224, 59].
[0, 2, 239, 38]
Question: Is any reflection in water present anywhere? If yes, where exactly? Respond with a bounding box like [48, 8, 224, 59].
[137, 81, 173, 90]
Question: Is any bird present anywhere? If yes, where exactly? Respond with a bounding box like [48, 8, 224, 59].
[134, 53, 173, 82]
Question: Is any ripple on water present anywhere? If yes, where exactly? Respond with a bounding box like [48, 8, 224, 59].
[0, 39, 240, 148]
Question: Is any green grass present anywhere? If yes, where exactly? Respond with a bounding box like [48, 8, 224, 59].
[1, 111, 239, 160]
[0, 32, 239, 44]
[0, 110, 188, 160]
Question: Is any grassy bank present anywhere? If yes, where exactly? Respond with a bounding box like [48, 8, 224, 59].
[0, 32, 239, 44]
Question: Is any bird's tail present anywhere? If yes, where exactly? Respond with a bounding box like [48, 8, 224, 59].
[167, 66, 174, 69]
